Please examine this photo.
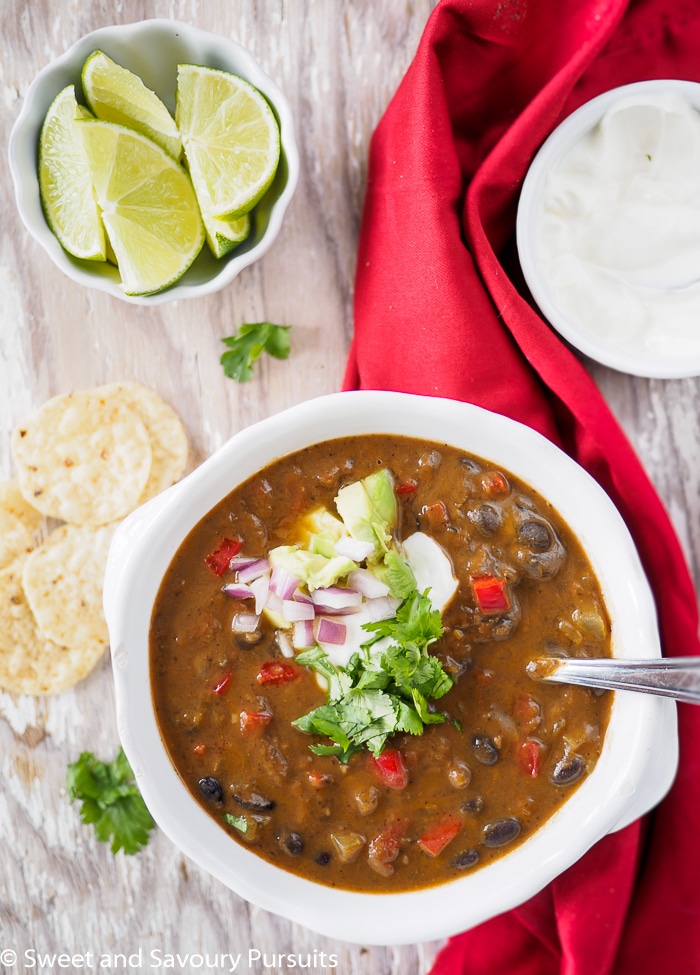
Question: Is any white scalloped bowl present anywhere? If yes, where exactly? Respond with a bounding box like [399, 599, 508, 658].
[8, 19, 298, 305]
[104, 391, 677, 945]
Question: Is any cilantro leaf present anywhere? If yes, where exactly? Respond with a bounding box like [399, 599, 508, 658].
[220, 322, 291, 382]
[66, 748, 155, 855]
[363, 588, 444, 652]
[292, 590, 455, 761]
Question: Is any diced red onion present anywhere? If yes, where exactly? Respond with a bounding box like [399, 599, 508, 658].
[231, 612, 260, 633]
[282, 599, 316, 622]
[334, 536, 375, 561]
[237, 557, 271, 583]
[250, 574, 271, 614]
[293, 618, 316, 649]
[221, 583, 255, 600]
[270, 566, 300, 600]
[347, 567, 390, 599]
[229, 555, 260, 572]
[265, 591, 284, 615]
[364, 595, 401, 622]
[307, 603, 361, 617]
[310, 586, 362, 609]
[316, 616, 347, 645]
[293, 587, 314, 604]
[276, 630, 295, 658]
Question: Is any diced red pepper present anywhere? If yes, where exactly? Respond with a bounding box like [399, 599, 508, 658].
[256, 660, 300, 686]
[471, 575, 510, 614]
[517, 738, 544, 777]
[205, 537, 243, 576]
[395, 479, 418, 495]
[193, 743, 206, 757]
[239, 708, 272, 731]
[480, 471, 509, 497]
[422, 500, 450, 528]
[417, 814, 462, 857]
[371, 748, 409, 790]
[212, 671, 232, 695]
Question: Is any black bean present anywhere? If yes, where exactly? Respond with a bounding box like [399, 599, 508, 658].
[518, 519, 553, 552]
[550, 753, 586, 786]
[451, 848, 480, 870]
[278, 830, 304, 857]
[315, 851, 331, 865]
[469, 503, 502, 536]
[198, 776, 223, 804]
[472, 735, 499, 766]
[483, 817, 521, 848]
[233, 790, 276, 811]
[461, 796, 485, 814]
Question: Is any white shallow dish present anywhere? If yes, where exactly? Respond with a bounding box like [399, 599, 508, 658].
[517, 79, 700, 378]
[104, 391, 677, 945]
[8, 19, 299, 305]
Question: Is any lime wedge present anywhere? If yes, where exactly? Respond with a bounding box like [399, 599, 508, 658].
[38, 86, 106, 261]
[175, 64, 280, 219]
[203, 211, 251, 258]
[81, 50, 182, 159]
[78, 119, 204, 296]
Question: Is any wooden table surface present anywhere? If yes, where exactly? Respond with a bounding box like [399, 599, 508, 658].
[2, 3, 699, 974]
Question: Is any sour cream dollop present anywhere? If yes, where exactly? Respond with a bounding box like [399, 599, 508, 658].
[537, 93, 700, 360]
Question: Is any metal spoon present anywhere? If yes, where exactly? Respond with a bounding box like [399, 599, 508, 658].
[528, 656, 700, 705]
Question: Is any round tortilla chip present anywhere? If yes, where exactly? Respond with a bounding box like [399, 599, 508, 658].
[98, 381, 189, 501]
[0, 479, 44, 533]
[0, 556, 105, 695]
[0, 507, 33, 570]
[11, 389, 152, 526]
[22, 522, 116, 649]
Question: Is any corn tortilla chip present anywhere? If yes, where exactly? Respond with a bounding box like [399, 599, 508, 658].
[11, 389, 152, 526]
[0, 479, 44, 534]
[0, 556, 106, 695]
[98, 381, 189, 501]
[22, 522, 116, 650]
[0, 507, 33, 570]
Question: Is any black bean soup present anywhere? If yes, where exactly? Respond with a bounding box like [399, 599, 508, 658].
[150, 435, 612, 892]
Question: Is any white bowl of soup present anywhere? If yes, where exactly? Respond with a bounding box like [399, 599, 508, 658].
[104, 391, 677, 945]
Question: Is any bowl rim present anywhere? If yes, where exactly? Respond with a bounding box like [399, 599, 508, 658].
[105, 390, 677, 945]
[516, 78, 700, 379]
[8, 18, 299, 305]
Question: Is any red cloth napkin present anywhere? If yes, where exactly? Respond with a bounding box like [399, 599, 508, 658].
[343, 0, 700, 971]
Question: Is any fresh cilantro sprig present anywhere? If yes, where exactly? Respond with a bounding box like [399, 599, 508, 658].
[66, 747, 155, 855]
[220, 321, 291, 382]
[292, 590, 453, 762]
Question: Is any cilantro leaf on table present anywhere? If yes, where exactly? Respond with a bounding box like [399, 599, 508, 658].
[66, 747, 155, 855]
[292, 590, 454, 762]
[220, 321, 291, 382]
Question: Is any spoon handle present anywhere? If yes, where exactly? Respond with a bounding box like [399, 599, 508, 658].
[533, 656, 700, 705]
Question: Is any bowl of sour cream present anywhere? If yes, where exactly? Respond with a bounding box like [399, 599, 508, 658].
[517, 79, 700, 378]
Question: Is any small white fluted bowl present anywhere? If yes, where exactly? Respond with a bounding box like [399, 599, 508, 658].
[517, 79, 700, 378]
[9, 19, 298, 305]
